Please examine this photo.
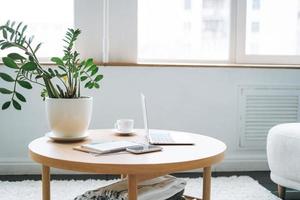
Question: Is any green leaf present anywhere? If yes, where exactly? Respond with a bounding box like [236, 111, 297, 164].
[10, 30, 15, 41]
[5, 20, 10, 26]
[0, 72, 14, 82]
[16, 92, 26, 102]
[87, 64, 97, 72]
[20, 36, 26, 45]
[34, 43, 42, 53]
[6, 27, 14, 33]
[84, 58, 93, 69]
[60, 73, 67, 77]
[17, 80, 32, 89]
[94, 74, 103, 82]
[21, 25, 27, 34]
[80, 76, 88, 81]
[35, 75, 43, 79]
[0, 88, 13, 94]
[94, 83, 100, 89]
[2, 101, 10, 110]
[84, 81, 91, 88]
[12, 99, 21, 110]
[88, 82, 94, 89]
[28, 35, 34, 44]
[29, 55, 35, 62]
[2, 29, 7, 39]
[91, 67, 99, 76]
[51, 57, 64, 66]
[8, 53, 25, 61]
[54, 70, 59, 76]
[15, 22, 22, 33]
[22, 62, 37, 71]
[11, 21, 16, 28]
[58, 66, 67, 72]
[48, 68, 55, 77]
[0, 42, 13, 50]
[2, 57, 18, 69]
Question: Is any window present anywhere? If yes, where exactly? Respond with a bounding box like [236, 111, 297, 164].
[137, 0, 300, 64]
[138, 0, 231, 62]
[246, 0, 300, 55]
[184, 0, 192, 10]
[0, 0, 74, 60]
[0, 0, 103, 63]
[252, 0, 260, 10]
[2, 0, 300, 65]
[236, 0, 300, 64]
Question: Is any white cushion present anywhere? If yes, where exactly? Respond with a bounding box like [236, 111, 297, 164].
[267, 123, 300, 190]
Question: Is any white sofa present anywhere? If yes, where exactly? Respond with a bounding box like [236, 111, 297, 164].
[267, 123, 300, 199]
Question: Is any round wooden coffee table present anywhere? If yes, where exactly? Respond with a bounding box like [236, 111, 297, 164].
[29, 129, 226, 200]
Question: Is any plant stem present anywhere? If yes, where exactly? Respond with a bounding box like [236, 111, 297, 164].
[78, 80, 80, 97]
[43, 77, 59, 98]
[57, 76, 69, 92]
[83, 71, 94, 82]
[11, 70, 21, 101]
[21, 75, 46, 87]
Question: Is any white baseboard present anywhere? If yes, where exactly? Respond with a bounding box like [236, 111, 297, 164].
[214, 153, 269, 171]
[0, 157, 39, 175]
[0, 157, 83, 175]
[184, 153, 269, 173]
[0, 153, 270, 175]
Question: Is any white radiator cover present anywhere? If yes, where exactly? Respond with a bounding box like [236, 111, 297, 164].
[238, 86, 300, 149]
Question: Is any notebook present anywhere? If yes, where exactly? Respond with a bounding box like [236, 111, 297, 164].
[75, 141, 139, 154]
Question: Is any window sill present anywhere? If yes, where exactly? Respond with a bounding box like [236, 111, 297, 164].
[102, 62, 300, 69]
[1, 62, 300, 69]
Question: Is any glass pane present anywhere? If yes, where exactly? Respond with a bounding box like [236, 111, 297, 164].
[246, 0, 300, 55]
[138, 0, 231, 61]
[0, 0, 73, 58]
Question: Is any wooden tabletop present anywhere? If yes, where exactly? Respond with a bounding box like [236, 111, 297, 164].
[29, 129, 226, 174]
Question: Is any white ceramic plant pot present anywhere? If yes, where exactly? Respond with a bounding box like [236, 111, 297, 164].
[45, 97, 93, 138]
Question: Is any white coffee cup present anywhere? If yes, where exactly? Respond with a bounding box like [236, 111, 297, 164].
[115, 119, 134, 133]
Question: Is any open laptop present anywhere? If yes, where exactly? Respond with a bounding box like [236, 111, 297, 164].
[141, 93, 194, 145]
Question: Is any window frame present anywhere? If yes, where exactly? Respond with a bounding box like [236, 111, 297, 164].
[74, 0, 104, 64]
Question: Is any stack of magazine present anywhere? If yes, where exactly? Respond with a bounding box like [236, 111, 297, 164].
[74, 175, 187, 200]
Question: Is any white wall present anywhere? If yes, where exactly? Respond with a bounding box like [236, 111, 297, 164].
[1, 66, 300, 174]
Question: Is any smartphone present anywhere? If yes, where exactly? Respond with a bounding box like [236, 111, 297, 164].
[126, 145, 162, 154]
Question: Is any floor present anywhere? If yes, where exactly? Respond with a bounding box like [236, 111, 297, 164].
[0, 171, 299, 200]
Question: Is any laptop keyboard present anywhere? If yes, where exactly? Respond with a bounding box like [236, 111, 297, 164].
[150, 132, 175, 143]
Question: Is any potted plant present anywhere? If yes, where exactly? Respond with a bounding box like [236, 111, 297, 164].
[0, 21, 103, 138]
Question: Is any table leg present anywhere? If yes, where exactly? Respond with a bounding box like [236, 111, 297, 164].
[128, 174, 138, 200]
[42, 165, 50, 200]
[121, 174, 127, 179]
[203, 167, 211, 200]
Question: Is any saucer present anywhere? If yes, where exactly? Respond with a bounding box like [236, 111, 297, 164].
[114, 129, 135, 136]
[46, 132, 89, 142]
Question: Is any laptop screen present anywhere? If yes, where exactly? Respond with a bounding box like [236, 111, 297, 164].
[141, 93, 149, 133]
